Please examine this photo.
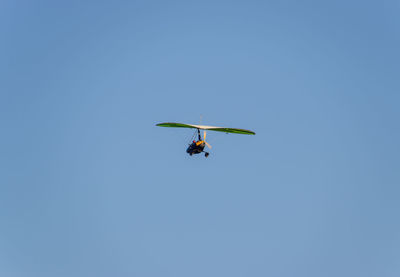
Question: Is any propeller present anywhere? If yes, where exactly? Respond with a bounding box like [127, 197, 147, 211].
[203, 130, 212, 149]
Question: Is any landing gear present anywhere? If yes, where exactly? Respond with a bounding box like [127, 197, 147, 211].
[204, 152, 209, 158]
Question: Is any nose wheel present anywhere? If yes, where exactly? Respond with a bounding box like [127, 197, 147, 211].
[204, 152, 209, 158]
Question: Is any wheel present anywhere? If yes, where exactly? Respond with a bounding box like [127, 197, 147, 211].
[205, 152, 209, 158]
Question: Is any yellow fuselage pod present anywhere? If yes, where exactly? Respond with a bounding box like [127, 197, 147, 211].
[195, 141, 205, 146]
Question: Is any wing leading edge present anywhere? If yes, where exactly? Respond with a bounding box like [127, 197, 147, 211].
[156, 122, 255, 135]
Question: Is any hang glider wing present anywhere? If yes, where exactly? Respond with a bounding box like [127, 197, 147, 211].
[156, 122, 255, 135]
[203, 127, 255, 135]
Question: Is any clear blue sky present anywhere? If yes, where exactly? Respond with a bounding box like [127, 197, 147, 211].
[1, 1, 399, 276]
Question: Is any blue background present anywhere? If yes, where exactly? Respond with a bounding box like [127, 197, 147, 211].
[1, 1, 399, 276]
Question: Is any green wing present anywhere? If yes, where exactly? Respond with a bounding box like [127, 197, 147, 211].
[156, 122, 255, 135]
[156, 122, 198, 129]
[205, 127, 255, 135]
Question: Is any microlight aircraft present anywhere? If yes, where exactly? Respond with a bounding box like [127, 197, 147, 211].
[156, 122, 256, 157]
